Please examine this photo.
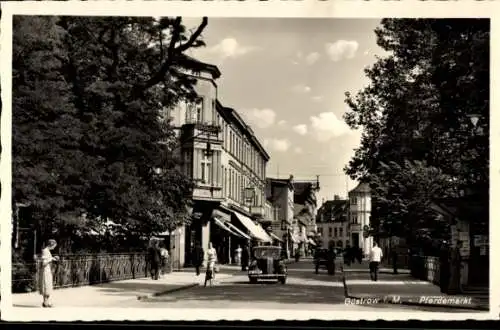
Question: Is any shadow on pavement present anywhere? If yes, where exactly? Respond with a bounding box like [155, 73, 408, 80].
[144, 282, 347, 305]
[89, 280, 191, 296]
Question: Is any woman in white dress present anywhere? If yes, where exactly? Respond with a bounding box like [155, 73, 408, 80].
[204, 242, 217, 287]
[38, 239, 59, 307]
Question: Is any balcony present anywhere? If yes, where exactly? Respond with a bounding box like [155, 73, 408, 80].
[350, 223, 361, 232]
[250, 205, 265, 218]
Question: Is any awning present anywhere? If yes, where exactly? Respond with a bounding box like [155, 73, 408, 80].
[213, 216, 240, 237]
[212, 209, 232, 222]
[225, 221, 252, 240]
[269, 232, 283, 242]
[233, 211, 272, 243]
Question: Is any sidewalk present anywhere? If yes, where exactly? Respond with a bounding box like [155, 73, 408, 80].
[343, 270, 489, 311]
[13, 271, 232, 308]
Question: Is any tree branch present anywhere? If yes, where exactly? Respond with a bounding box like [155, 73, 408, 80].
[129, 17, 208, 101]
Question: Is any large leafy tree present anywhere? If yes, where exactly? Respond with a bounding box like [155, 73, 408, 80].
[13, 16, 208, 249]
[343, 19, 489, 240]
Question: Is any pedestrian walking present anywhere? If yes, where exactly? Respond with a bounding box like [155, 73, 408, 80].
[439, 240, 450, 293]
[235, 245, 242, 265]
[192, 242, 204, 276]
[327, 245, 336, 275]
[159, 245, 169, 277]
[369, 242, 383, 281]
[241, 243, 250, 271]
[38, 239, 59, 308]
[391, 246, 399, 274]
[344, 245, 351, 266]
[356, 247, 363, 264]
[147, 241, 161, 280]
[204, 242, 217, 287]
[449, 241, 463, 294]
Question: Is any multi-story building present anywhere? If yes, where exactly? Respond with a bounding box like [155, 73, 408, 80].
[292, 178, 320, 255]
[348, 182, 372, 257]
[265, 176, 294, 257]
[168, 57, 273, 267]
[316, 196, 349, 249]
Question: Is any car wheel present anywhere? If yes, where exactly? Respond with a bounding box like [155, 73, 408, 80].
[249, 277, 257, 284]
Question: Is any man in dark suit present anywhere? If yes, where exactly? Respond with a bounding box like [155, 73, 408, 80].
[192, 242, 204, 276]
[148, 241, 161, 280]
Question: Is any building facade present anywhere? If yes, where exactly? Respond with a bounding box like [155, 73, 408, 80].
[316, 196, 350, 249]
[292, 178, 320, 256]
[265, 176, 294, 257]
[168, 58, 273, 267]
[348, 182, 372, 257]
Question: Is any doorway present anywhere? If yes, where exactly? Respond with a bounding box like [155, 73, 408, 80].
[352, 233, 360, 248]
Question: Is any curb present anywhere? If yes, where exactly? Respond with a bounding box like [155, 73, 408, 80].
[137, 283, 199, 300]
[137, 274, 234, 300]
[341, 269, 488, 312]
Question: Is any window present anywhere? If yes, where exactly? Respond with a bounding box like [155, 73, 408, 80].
[351, 196, 357, 205]
[183, 150, 193, 178]
[328, 227, 332, 237]
[339, 228, 343, 237]
[334, 228, 338, 237]
[200, 154, 211, 184]
[195, 98, 203, 123]
[351, 215, 358, 224]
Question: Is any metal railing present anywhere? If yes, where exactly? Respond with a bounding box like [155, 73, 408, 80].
[12, 253, 172, 293]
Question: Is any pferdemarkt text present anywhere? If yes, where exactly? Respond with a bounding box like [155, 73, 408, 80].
[345, 296, 473, 305]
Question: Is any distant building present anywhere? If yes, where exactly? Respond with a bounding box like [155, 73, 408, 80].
[292, 178, 320, 255]
[348, 182, 372, 257]
[265, 176, 294, 257]
[316, 196, 349, 249]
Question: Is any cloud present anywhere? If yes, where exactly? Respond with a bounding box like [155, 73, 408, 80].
[305, 52, 321, 65]
[278, 120, 287, 126]
[310, 112, 351, 142]
[294, 147, 303, 154]
[264, 138, 291, 152]
[325, 40, 359, 61]
[291, 51, 320, 66]
[241, 108, 276, 128]
[207, 37, 258, 59]
[292, 84, 311, 94]
[312, 95, 324, 103]
[292, 124, 308, 136]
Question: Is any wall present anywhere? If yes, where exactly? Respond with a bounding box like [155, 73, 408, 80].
[169, 73, 218, 127]
[220, 119, 267, 211]
[317, 221, 349, 249]
[348, 190, 372, 256]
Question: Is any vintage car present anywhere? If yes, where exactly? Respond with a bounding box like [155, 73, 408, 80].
[248, 246, 287, 284]
[314, 248, 336, 274]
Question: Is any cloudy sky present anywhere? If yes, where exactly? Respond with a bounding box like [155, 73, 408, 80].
[184, 18, 387, 203]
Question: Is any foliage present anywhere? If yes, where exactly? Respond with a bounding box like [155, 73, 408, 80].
[12, 16, 208, 244]
[343, 19, 489, 240]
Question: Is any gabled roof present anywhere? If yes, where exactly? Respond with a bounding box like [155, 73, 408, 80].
[216, 101, 270, 161]
[293, 182, 317, 205]
[317, 199, 348, 223]
[350, 182, 370, 194]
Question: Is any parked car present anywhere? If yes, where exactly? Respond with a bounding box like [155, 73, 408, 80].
[248, 246, 287, 284]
